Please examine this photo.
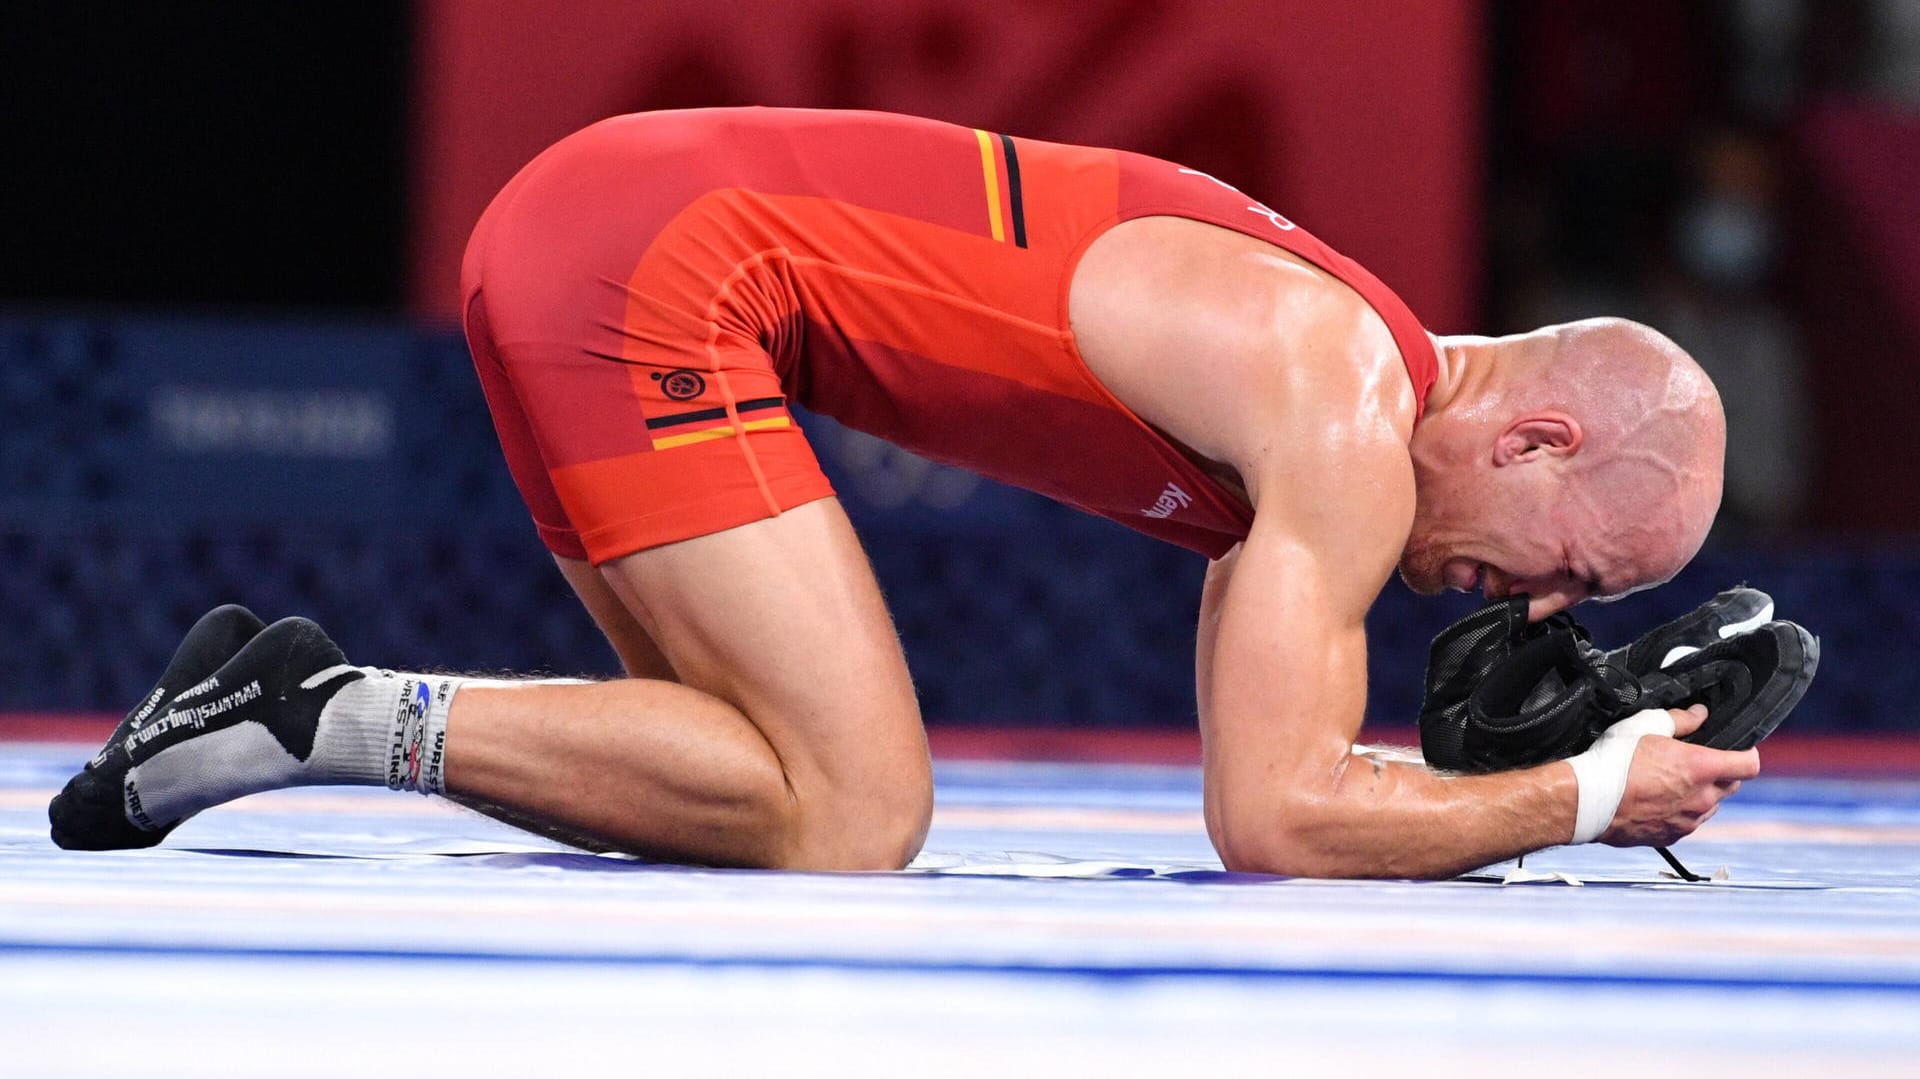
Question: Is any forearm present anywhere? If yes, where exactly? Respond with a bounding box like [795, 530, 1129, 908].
[1210, 753, 1577, 880]
[1190, 478, 1587, 879]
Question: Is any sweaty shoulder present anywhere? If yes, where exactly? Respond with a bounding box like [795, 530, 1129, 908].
[1069, 215, 1418, 483]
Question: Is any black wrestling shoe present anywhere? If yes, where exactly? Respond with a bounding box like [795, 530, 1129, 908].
[1448, 626, 1628, 773]
[1639, 621, 1820, 751]
[1488, 618, 1817, 884]
[1604, 586, 1775, 677]
[48, 605, 265, 850]
[50, 616, 364, 851]
[1448, 619, 1819, 773]
[1419, 597, 1595, 771]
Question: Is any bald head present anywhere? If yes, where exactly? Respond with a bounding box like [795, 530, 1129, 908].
[1509, 318, 1722, 453]
[1403, 317, 1725, 616]
[1514, 318, 1725, 587]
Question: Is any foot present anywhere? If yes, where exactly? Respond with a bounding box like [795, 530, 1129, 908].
[50, 615, 365, 850]
[48, 605, 265, 849]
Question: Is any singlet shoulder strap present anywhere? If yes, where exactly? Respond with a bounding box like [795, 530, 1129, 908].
[1109, 151, 1438, 420]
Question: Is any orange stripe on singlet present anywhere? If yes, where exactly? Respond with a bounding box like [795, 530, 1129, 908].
[972, 129, 1028, 248]
[652, 415, 792, 451]
[973, 128, 1006, 243]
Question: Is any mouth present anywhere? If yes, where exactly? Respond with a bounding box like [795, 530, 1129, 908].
[1446, 561, 1508, 602]
[1445, 560, 1488, 596]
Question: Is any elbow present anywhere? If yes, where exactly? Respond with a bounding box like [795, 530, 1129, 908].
[1215, 835, 1293, 877]
[1216, 837, 1342, 880]
[1213, 798, 1458, 882]
[1210, 796, 1347, 879]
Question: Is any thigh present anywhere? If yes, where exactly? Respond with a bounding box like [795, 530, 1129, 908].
[465, 126, 836, 565]
[554, 555, 676, 682]
[463, 292, 591, 561]
[596, 497, 929, 808]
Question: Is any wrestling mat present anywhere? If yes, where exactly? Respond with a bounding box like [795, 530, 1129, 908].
[4, 741, 1917, 1076]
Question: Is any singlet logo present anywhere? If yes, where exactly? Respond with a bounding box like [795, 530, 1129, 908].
[1142, 482, 1193, 520]
[1177, 167, 1296, 232]
[653, 369, 707, 401]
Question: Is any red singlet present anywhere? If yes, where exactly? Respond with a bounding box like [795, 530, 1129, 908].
[461, 107, 1437, 563]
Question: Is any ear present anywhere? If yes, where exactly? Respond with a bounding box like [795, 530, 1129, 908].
[1492, 412, 1583, 466]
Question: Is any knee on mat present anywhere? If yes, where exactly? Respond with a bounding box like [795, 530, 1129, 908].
[786, 771, 933, 872]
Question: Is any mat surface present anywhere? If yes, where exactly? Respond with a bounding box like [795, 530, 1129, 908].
[4, 742, 1918, 1075]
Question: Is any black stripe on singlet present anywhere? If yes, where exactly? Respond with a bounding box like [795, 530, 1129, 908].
[645, 397, 785, 430]
[997, 133, 1028, 248]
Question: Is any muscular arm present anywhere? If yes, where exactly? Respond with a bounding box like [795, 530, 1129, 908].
[1198, 528, 1580, 879]
[1192, 369, 1757, 876]
[1180, 273, 1590, 877]
[1074, 217, 1744, 877]
[1196, 520, 1759, 879]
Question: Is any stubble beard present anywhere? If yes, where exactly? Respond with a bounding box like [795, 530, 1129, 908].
[1398, 534, 1447, 596]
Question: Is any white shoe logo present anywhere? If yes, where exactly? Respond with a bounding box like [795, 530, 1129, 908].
[1659, 601, 1775, 668]
[1142, 482, 1193, 519]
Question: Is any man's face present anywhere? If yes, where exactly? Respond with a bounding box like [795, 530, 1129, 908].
[1399, 475, 1630, 620]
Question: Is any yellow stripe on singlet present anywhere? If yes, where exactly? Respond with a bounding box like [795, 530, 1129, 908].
[650, 415, 792, 452]
[974, 128, 1006, 243]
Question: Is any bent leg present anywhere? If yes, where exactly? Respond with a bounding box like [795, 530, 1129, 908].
[441, 556, 679, 850]
[443, 499, 932, 870]
[455, 163, 922, 868]
[553, 555, 676, 682]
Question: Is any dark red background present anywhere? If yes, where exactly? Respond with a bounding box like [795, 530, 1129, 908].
[409, 0, 1485, 333]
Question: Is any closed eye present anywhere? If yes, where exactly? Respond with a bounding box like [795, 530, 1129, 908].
[1565, 549, 1608, 601]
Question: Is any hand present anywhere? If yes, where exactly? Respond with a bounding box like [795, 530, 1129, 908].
[1599, 704, 1762, 847]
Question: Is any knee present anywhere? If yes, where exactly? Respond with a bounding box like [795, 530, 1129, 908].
[781, 752, 933, 872]
[866, 768, 935, 868]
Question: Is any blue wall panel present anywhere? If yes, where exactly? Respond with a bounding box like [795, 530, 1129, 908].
[0, 314, 1911, 733]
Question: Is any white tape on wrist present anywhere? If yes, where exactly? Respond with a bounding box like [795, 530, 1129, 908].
[1566, 709, 1677, 843]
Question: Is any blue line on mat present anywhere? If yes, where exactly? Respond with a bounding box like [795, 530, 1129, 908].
[3, 939, 1916, 994]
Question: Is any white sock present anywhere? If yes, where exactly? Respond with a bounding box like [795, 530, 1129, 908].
[308, 670, 463, 794]
[308, 671, 588, 794]
[123, 669, 594, 830]
[126, 669, 466, 830]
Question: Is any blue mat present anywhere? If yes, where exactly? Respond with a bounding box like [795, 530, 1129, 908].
[4, 743, 1918, 1075]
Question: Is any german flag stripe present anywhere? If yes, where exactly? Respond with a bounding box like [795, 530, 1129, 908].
[646, 396, 784, 431]
[997, 133, 1027, 248]
[972, 128, 1029, 247]
[973, 129, 1006, 243]
[651, 415, 793, 451]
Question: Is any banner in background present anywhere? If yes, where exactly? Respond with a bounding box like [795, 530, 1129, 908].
[0, 318, 413, 525]
[411, 0, 1482, 330]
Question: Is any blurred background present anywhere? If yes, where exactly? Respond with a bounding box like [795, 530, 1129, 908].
[3, 0, 1916, 736]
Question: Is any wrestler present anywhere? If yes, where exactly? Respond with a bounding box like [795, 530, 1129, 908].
[52, 108, 1758, 879]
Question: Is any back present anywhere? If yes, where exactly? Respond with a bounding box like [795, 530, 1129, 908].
[464, 107, 1436, 560]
